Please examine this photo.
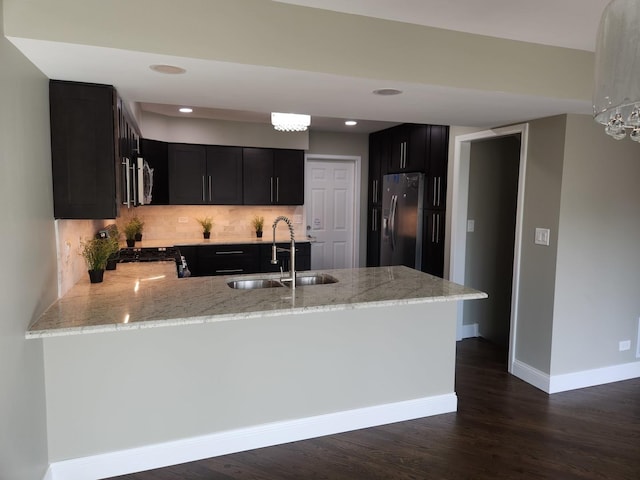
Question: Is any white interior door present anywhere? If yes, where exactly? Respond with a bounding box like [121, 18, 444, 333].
[305, 159, 356, 270]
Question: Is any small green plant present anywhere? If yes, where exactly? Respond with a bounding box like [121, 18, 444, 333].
[81, 237, 119, 271]
[123, 219, 138, 240]
[130, 216, 144, 235]
[196, 217, 213, 233]
[252, 215, 265, 232]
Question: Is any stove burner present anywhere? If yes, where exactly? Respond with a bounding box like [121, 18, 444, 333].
[118, 246, 182, 263]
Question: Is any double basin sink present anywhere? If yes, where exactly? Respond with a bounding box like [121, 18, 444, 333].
[227, 273, 338, 289]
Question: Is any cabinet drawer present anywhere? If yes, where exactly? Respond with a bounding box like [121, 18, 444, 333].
[194, 244, 260, 276]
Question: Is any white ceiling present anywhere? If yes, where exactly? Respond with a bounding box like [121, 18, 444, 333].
[9, 0, 610, 133]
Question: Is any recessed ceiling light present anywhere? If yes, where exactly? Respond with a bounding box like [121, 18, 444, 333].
[372, 88, 403, 96]
[179, 107, 193, 113]
[149, 64, 187, 75]
[345, 120, 358, 126]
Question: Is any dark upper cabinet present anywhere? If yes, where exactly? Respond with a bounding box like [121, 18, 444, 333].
[139, 139, 169, 205]
[168, 143, 207, 204]
[425, 125, 449, 210]
[50, 80, 136, 219]
[168, 143, 243, 204]
[207, 145, 243, 204]
[388, 124, 427, 173]
[243, 148, 304, 205]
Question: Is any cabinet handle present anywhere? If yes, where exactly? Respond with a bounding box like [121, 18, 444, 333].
[202, 176, 206, 202]
[276, 177, 280, 203]
[208, 175, 212, 202]
[270, 177, 274, 203]
[371, 208, 377, 232]
[437, 177, 442, 207]
[433, 177, 437, 206]
[436, 213, 440, 244]
[215, 250, 244, 255]
[431, 213, 436, 243]
[122, 158, 131, 207]
[215, 269, 244, 273]
[404, 141, 408, 169]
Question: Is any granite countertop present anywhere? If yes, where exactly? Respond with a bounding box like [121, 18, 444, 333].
[27, 263, 487, 339]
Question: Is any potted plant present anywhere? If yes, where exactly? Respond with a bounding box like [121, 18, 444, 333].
[131, 216, 144, 242]
[124, 219, 138, 247]
[197, 217, 213, 239]
[252, 215, 265, 238]
[81, 236, 119, 283]
[105, 224, 121, 270]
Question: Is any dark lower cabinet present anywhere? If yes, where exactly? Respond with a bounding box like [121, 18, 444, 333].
[423, 210, 445, 277]
[259, 243, 311, 273]
[177, 242, 310, 277]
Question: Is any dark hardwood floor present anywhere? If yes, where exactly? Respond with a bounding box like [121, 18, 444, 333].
[110, 338, 640, 479]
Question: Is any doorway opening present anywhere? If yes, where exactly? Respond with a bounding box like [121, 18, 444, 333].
[450, 124, 529, 373]
[304, 154, 361, 270]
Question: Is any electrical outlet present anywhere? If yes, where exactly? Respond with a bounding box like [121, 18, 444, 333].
[534, 228, 550, 246]
[467, 219, 475, 232]
[178, 217, 189, 223]
[619, 340, 631, 352]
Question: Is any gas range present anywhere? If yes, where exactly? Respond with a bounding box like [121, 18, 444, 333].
[118, 246, 182, 263]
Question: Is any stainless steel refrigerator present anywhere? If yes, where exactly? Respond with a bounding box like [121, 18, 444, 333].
[380, 172, 425, 269]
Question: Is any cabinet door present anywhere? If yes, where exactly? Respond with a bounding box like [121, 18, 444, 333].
[368, 131, 388, 205]
[243, 147, 274, 204]
[176, 245, 199, 276]
[425, 125, 449, 210]
[50, 80, 118, 219]
[366, 205, 381, 267]
[207, 146, 243, 204]
[197, 244, 260, 276]
[273, 149, 304, 205]
[388, 124, 426, 173]
[140, 139, 169, 205]
[423, 209, 445, 277]
[168, 144, 207, 204]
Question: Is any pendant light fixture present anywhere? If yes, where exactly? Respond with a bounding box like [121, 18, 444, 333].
[593, 0, 640, 141]
[271, 112, 311, 132]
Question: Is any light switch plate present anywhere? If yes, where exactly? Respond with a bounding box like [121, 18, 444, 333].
[467, 220, 475, 232]
[535, 228, 550, 246]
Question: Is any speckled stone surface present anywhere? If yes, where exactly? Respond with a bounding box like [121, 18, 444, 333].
[27, 263, 487, 338]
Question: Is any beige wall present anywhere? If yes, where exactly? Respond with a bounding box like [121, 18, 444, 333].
[514, 115, 566, 373]
[141, 111, 309, 150]
[0, 1, 57, 477]
[551, 115, 640, 374]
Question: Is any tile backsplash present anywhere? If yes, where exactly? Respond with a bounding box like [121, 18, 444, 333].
[118, 205, 304, 241]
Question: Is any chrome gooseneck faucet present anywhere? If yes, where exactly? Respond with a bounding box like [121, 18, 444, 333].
[271, 216, 296, 289]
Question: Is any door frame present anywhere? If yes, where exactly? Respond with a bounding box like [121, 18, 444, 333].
[450, 124, 529, 373]
[304, 154, 361, 268]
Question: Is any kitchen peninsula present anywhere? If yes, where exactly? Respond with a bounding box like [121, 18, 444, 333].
[29, 263, 485, 478]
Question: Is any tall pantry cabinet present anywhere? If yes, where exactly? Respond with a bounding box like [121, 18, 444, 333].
[366, 123, 449, 277]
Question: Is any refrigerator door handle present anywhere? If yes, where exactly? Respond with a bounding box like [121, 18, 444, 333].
[390, 194, 398, 251]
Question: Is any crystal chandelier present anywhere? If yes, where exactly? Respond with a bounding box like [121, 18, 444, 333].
[271, 112, 311, 132]
[593, 0, 640, 141]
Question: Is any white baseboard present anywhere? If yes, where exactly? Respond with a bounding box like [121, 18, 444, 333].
[512, 358, 640, 394]
[460, 323, 479, 339]
[42, 466, 54, 480]
[512, 359, 550, 392]
[548, 360, 640, 394]
[46, 394, 457, 480]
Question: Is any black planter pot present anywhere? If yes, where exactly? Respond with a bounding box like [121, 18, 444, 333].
[134, 233, 143, 242]
[88, 269, 105, 283]
[126, 239, 135, 247]
[106, 257, 118, 270]
[203, 232, 211, 239]
[256, 230, 263, 238]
